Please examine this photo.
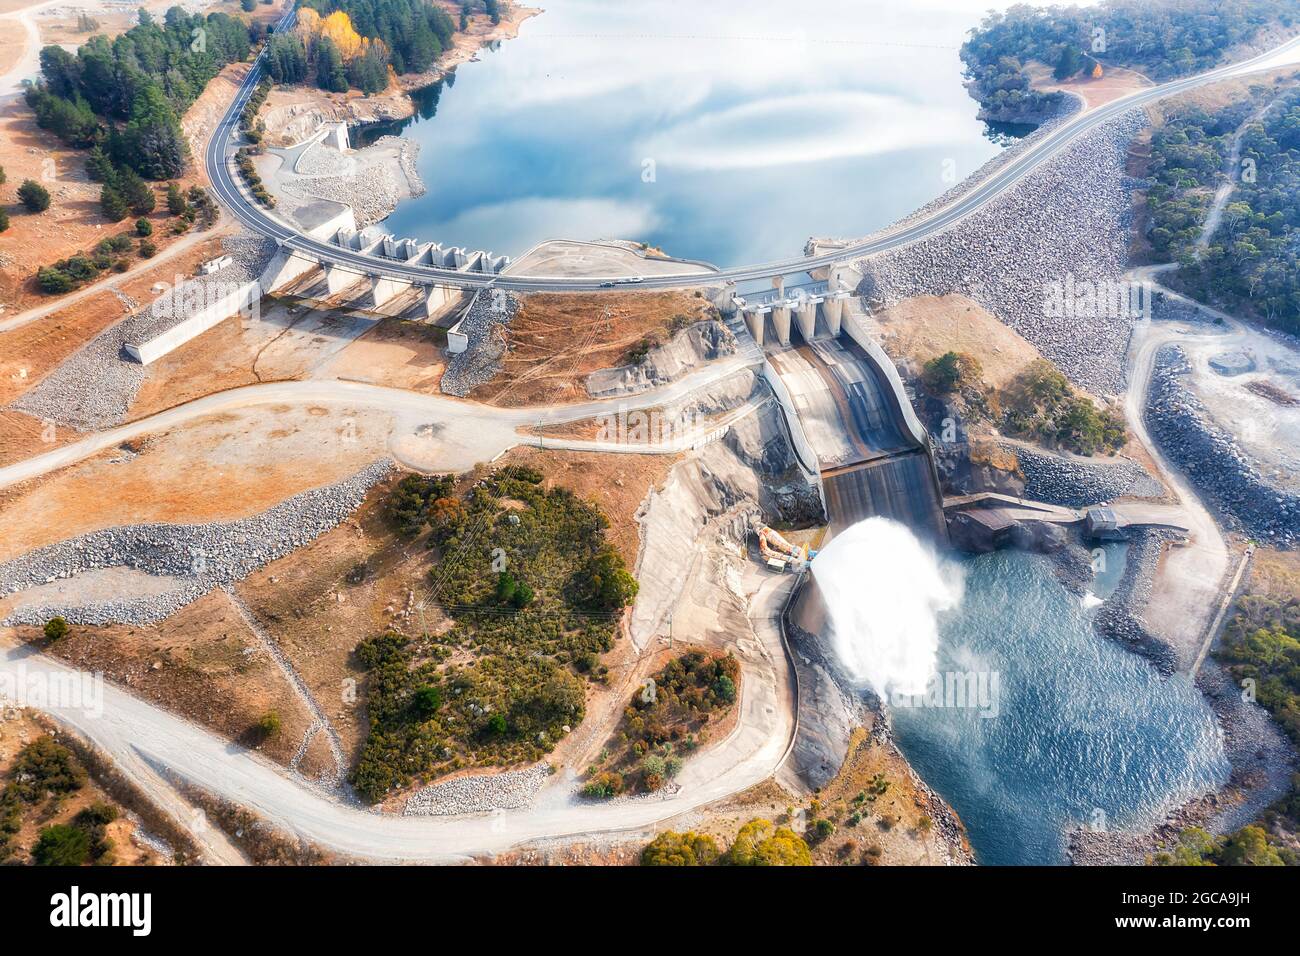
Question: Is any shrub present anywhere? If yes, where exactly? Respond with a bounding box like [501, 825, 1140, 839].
[581, 772, 624, 799]
[43, 617, 69, 642]
[255, 711, 282, 740]
[139, 239, 157, 258]
[17, 179, 51, 213]
[33, 824, 90, 865]
[135, 217, 152, 237]
[0, 208, 8, 233]
[413, 685, 442, 717]
[640, 830, 720, 865]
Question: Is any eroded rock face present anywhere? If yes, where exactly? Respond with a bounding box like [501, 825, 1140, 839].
[584, 321, 738, 398]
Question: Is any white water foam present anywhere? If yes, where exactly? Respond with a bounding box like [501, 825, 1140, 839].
[811, 516, 963, 697]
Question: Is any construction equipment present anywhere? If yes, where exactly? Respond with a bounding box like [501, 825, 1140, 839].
[755, 524, 817, 572]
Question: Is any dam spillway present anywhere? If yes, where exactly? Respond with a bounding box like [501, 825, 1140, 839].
[766, 337, 947, 543]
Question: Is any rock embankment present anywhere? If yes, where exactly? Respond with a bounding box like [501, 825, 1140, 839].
[13, 233, 276, 431]
[403, 764, 551, 816]
[281, 136, 425, 228]
[440, 289, 519, 397]
[1008, 444, 1165, 508]
[0, 460, 394, 627]
[1146, 347, 1300, 547]
[854, 111, 1148, 395]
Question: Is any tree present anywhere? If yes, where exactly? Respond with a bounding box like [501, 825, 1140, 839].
[0, 165, 5, 184]
[1220, 825, 1285, 866]
[18, 180, 51, 213]
[0, 208, 8, 233]
[921, 350, 981, 395]
[165, 181, 187, 216]
[33, 825, 90, 866]
[100, 184, 128, 221]
[577, 545, 638, 611]
[139, 239, 157, 258]
[315, 36, 349, 93]
[43, 617, 69, 642]
[135, 217, 153, 236]
[1053, 45, 1084, 81]
[85, 145, 115, 182]
[640, 830, 720, 866]
[413, 685, 441, 717]
[118, 168, 156, 215]
[723, 819, 812, 866]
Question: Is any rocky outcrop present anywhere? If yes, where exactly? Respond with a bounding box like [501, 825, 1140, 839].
[585, 321, 738, 398]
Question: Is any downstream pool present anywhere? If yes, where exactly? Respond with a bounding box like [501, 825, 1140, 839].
[890, 549, 1228, 865]
[358, 0, 1028, 266]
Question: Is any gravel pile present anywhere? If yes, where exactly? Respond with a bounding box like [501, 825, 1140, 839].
[1145, 346, 1300, 546]
[0, 459, 394, 627]
[1006, 443, 1164, 508]
[440, 289, 519, 397]
[855, 110, 1148, 395]
[402, 764, 550, 816]
[12, 233, 276, 431]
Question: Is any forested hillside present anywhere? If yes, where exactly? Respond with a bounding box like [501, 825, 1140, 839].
[28, 8, 254, 180]
[265, 0, 460, 93]
[960, 0, 1297, 121]
[1148, 88, 1300, 334]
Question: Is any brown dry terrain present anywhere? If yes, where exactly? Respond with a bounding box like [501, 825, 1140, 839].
[0, 234, 229, 403]
[130, 306, 448, 420]
[316, 316, 448, 392]
[1027, 61, 1152, 110]
[4, 592, 325, 773]
[0, 17, 23, 75]
[493, 446, 678, 565]
[0, 408, 79, 468]
[872, 293, 1043, 390]
[468, 291, 716, 408]
[0, 404, 394, 561]
[0, 711, 159, 865]
[806, 726, 972, 865]
[233, 476, 433, 764]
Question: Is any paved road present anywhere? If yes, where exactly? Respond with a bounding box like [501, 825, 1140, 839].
[206, 18, 1300, 292]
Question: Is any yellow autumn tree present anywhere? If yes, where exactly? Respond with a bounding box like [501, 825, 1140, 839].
[296, 8, 375, 63]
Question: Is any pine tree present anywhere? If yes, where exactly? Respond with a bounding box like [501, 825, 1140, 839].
[100, 183, 129, 221]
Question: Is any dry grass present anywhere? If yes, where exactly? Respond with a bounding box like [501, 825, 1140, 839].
[3, 589, 320, 772]
[468, 291, 716, 408]
[872, 293, 1044, 390]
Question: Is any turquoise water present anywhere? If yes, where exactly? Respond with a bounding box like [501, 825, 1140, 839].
[362, 0, 1017, 265]
[890, 549, 1228, 865]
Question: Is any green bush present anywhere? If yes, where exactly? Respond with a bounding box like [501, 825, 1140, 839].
[135, 217, 152, 237]
[17, 179, 51, 213]
[33, 824, 90, 866]
[43, 617, 68, 642]
[255, 711, 282, 740]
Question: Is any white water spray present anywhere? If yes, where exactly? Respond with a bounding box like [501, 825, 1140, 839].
[811, 517, 963, 697]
